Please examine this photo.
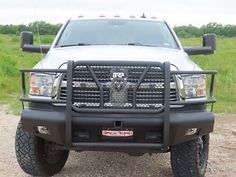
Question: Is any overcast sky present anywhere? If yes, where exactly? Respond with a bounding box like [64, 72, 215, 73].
[1, 0, 236, 26]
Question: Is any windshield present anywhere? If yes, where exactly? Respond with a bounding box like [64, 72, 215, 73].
[56, 19, 178, 49]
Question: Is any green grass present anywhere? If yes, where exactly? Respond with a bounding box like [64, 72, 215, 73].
[0, 34, 235, 113]
[181, 37, 236, 113]
[0, 34, 54, 114]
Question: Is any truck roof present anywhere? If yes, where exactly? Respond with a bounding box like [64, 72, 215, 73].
[70, 14, 165, 22]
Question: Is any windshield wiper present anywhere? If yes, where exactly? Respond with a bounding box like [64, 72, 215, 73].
[77, 43, 91, 46]
[127, 42, 144, 46]
[59, 43, 91, 47]
[127, 43, 155, 47]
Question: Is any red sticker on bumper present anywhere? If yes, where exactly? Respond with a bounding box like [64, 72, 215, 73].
[102, 130, 133, 137]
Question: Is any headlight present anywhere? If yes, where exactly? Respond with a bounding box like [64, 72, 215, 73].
[182, 74, 206, 99]
[30, 73, 55, 97]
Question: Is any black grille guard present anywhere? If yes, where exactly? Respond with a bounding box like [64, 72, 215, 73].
[19, 60, 217, 150]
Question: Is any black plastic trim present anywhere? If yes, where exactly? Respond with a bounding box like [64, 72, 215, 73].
[22, 44, 50, 53]
[184, 46, 213, 55]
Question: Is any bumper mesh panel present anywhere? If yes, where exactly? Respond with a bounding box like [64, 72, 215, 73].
[59, 64, 177, 110]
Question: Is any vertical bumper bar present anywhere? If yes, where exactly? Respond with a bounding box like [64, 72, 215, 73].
[65, 60, 74, 147]
[163, 62, 170, 150]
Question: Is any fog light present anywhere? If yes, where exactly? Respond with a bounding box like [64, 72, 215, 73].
[145, 132, 161, 141]
[78, 131, 90, 140]
[37, 126, 50, 135]
[185, 128, 198, 136]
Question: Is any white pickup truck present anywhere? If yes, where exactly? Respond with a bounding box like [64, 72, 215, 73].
[16, 15, 217, 177]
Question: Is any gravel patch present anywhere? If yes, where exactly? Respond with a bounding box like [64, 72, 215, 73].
[0, 106, 235, 177]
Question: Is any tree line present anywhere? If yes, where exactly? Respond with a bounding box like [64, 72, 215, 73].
[174, 22, 236, 38]
[0, 21, 236, 37]
[0, 21, 62, 35]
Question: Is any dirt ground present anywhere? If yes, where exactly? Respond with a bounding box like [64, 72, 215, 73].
[0, 105, 235, 177]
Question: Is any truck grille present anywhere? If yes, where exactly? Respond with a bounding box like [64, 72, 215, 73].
[59, 64, 177, 110]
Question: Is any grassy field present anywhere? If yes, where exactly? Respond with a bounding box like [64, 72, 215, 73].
[181, 37, 236, 113]
[0, 34, 54, 113]
[0, 34, 235, 114]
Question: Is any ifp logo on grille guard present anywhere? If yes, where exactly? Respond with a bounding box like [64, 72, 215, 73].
[113, 72, 125, 78]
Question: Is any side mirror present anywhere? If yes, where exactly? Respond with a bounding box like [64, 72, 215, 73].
[20, 31, 51, 54]
[203, 33, 216, 52]
[20, 31, 33, 48]
[184, 33, 217, 55]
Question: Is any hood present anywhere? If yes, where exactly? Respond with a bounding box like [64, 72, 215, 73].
[34, 45, 201, 71]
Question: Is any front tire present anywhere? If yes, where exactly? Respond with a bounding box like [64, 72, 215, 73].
[171, 135, 209, 177]
[15, 121, 69, 176]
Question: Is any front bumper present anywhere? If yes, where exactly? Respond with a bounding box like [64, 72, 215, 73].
[21, 107, 214, 152]
[19, 61, 216, 152]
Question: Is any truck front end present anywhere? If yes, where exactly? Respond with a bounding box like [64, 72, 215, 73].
[16, 16, 217, 177]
